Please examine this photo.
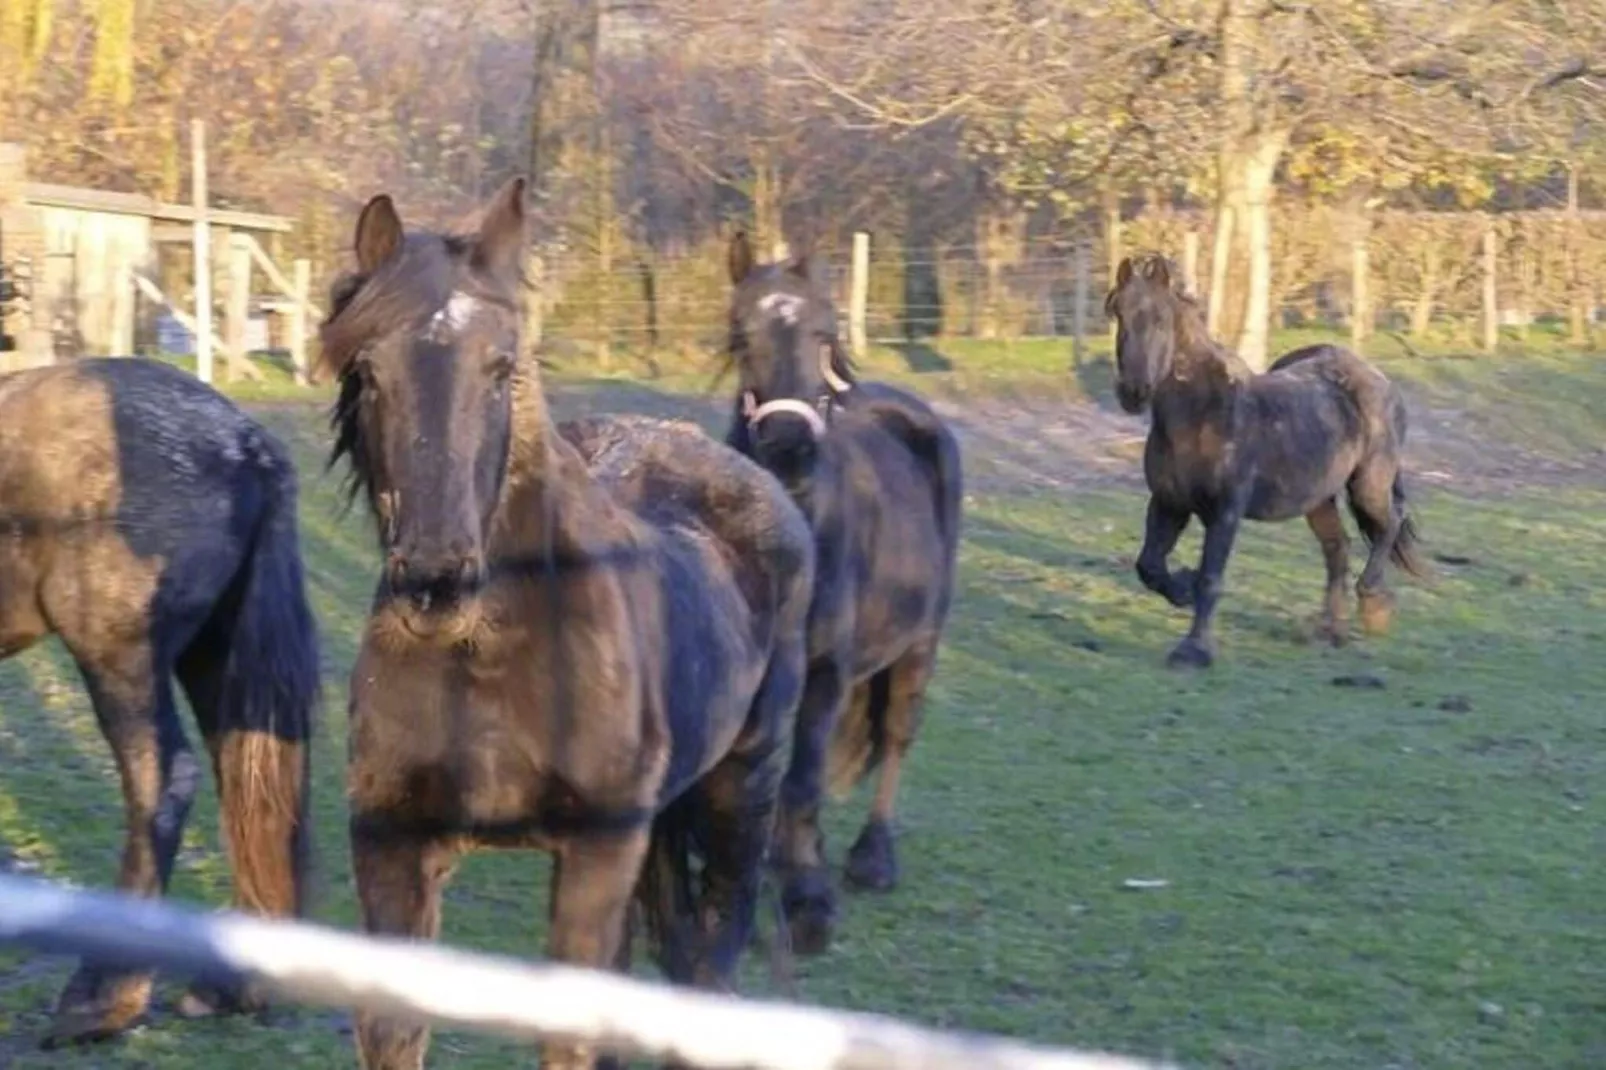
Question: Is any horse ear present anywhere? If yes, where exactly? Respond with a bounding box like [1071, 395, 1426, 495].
[1114, 256, 1135, 289]
[473, 176, 528, 281]
[354, 194, 404, 274]
[787, 251, 819, 284]
[729, 231, 755, 284]
[1145, 256, 1172, 288]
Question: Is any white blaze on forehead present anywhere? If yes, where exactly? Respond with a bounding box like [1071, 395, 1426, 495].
[757, 292, 805, 326]
[426, 291, 481, 340]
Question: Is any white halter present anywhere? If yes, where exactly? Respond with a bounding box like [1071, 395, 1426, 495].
[741, 343, 854, 439]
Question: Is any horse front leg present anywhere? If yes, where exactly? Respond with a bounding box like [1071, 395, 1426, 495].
[1167, 502, 1244, 670]
[543, 828, 652, 1070]
[350, 833, 460, 1070]
[1135, 497, 1195, 608]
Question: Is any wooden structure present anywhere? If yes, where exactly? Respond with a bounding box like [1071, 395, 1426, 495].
[0, 142, 314, 380]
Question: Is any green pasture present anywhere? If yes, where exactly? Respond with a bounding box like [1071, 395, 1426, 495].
[1, 340, 1603, 1068]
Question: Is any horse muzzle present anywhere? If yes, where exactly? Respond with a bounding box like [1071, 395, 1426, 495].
[1116, 382, 1151, 415]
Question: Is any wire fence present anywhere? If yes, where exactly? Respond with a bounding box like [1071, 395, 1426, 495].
[523, 208, 1606, 366]
[0, 873, 1177, 1070]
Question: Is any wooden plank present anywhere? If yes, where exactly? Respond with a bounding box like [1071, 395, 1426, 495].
[23, 181, 294, 232]
[290, 258, 311, 385]
[0, 874, 1174, 1070]
[241, 233, 323, 317]
[133, 271, 227, 354]
[226, 235, 252, 380]
[192, 120, 213, 384]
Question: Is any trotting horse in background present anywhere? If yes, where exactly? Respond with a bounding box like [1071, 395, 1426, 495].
[722, 233, 964, 955]
[0, 356, 319, 1045]
[1103, 252, 1431, 669]
[321, 178, 814, 1070]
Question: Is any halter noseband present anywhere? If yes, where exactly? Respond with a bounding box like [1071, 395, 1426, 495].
[740, 344, 854, 439]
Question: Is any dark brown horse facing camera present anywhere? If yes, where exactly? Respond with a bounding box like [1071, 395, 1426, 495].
[0, 356, 318, 1047]
[722, 232, 964, 955]
[321, 179, 815, 1070]
[1104, 252, 1431, 669]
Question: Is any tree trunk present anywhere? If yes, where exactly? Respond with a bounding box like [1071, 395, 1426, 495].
[1567, 162, 1589, 346]
[751, 152, 786, 261]
[1410, 249, 1440, 337]
[1209, 131, 1285, 371]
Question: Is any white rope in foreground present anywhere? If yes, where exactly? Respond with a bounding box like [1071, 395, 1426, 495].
[0, 874, 1178, 1070]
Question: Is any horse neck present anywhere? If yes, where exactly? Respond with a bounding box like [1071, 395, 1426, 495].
[1154, 337, 1249, 425]
[490, 372, 633, 560]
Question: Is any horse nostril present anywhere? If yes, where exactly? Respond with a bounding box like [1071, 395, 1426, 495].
[386, 554, 410, 589]
[457, 555, 485, 590]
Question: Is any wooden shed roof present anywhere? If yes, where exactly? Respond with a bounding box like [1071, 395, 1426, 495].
[23, 182, 294, 233]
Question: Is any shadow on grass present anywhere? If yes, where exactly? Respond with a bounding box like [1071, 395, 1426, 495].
[887, 341, 956, 374]
[1071, 355, 1119, 410]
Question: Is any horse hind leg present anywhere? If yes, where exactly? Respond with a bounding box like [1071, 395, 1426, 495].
[772, 657, 849, 956]
[1346, 460, 1405, 636]
[43, 639, 201, 1048]
[845, 640, 937, 893]
[1305, 498, 1351, 646]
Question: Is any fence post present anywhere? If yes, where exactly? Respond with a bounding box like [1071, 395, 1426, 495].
[1181, 230, 1200, 296]
[1481, 217, 1498, 352]
[1350, 232, 1370, 354]
[191, 119, 213, 384]
[1105, 199, 1122, 346]
[849, 231, 869, 359]
[110, 262, 134, 356]
[1071, 240, 1089, 369]
[225, 235, 251, 383]
[290, 258, 311, 385]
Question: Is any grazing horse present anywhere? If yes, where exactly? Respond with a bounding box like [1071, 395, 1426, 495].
[321, 179, 813, 1070]
[0, 356, 318, 1045]
[721, 233, 964, 955]
[1103, 252, 1429, 669]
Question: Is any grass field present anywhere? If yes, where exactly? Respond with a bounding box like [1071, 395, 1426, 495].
[2, 340, 1604, 1068]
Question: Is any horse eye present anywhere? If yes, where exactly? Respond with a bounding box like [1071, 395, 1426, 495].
[488, 351, 516, 381]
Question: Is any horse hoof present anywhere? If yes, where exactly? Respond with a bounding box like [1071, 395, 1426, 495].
[1314, 618, 1350, 648]
[1165, 638, 1213, 670]
[174, 978, 270, 1020]
[1358, 592, 1395, 636]
[844, 819, 899, 892]
[41, 972, 151, 1049]
[781, 869, 838, 956]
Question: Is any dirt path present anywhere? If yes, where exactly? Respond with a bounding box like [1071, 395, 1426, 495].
[540, 381, 1603, 500]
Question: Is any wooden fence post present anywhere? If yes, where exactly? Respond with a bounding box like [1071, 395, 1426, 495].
[849, 231, 869, 358]
[1071, 240, 1089, 369]
[1481, 217, 1498, 353]
[1105, 200, 1122, 346]
[191, 119, 213, 384]
[1181, 230, 1200, 296]
[290, 258, 311, 385]
[225, 236, 251, 383]
[1350, 233, 1370, 354]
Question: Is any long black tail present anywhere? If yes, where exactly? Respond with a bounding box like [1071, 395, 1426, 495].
[215, 432, 321, 919]
[1387, 474, 1432, 581]
[1351, 472, 1432, 584]
[636, 796, 699, 981]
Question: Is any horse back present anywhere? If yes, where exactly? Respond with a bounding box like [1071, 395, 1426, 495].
[824, 382, 963, 669]
[0, 358, 287, 655]
[560, 414, 816, 798]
